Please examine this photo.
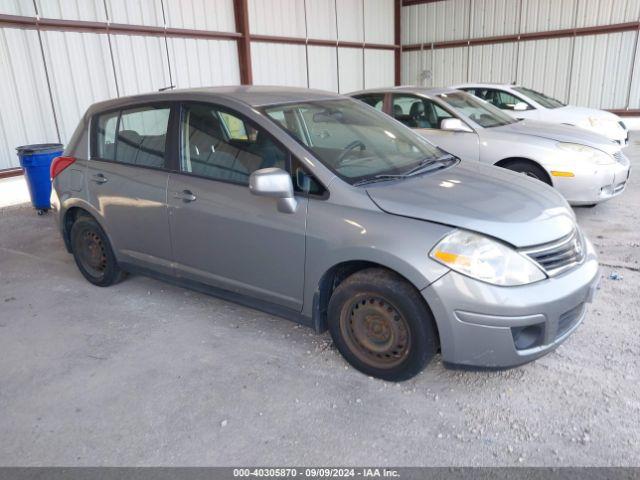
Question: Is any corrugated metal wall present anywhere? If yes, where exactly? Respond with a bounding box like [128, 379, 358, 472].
[0, 0, 396, 171]
[248, 0, 395, 92]
[0, 0, 240, 170]
[401, 0, 640, 112]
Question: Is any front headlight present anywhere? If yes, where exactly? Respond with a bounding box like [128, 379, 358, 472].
[429, 230, 546, 286]
[557, 142, 615, 165]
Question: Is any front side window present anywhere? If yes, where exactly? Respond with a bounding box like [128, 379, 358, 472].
[438, 91, 516, 128]
[180, 104, 286, 184]
[353, 94, 385, 111]
[291, 157, 325, 196]
[94, 105, 170, 168]
[392, 94, 453, 129]
[470, 88, 532, 111]
[262, 99, 445, 183]
[513, 87, 565, 109]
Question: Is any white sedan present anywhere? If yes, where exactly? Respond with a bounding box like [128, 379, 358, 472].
[453, 83, 629, 146]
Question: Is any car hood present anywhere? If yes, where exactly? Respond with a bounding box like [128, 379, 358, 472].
[554, 105, 622, 124]
[493, 119, 618, 153]
[366, 160, 575, 248]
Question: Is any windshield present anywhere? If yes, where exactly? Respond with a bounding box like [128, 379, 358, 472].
[513, 87, 565, 109]
[262, 99, 446, 183]
[438, 91, 516, 128]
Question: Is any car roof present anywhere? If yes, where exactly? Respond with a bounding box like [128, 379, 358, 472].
[85, 85, 343, 115]
[349, 86, 460, 97]
[453, 83, 521, 89]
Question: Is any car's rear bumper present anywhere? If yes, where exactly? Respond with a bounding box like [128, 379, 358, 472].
[422, 237, 599, 367]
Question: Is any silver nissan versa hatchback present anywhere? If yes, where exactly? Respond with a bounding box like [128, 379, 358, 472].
[51, 86, 600, 381]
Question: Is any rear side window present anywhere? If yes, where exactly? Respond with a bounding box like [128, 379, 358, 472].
[117, 107, 170, 168]
[180, 103, 286, 185]
[93, 105, 170, 169]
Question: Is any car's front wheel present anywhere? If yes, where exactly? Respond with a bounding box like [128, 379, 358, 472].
[70, 215, 125, 287]
[501, 160, 551, 185]
[327, 268, 438, 381]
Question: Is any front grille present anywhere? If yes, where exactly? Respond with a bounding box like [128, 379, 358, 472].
[521, 229, 585, 276]
[613, 150, 625, 163]
[557, 303, 585, 338]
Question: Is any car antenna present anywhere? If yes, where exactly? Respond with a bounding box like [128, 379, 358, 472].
[159, 85, 176, 92]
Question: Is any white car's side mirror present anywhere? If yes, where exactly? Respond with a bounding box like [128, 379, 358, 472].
[513, 102, 529, 111]
[441, 118, 473, 133]
[249, 167, 298, 214]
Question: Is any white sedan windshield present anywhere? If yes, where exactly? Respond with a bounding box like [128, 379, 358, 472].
[439, 91, 517, 128]
[514, 87, 565, 109]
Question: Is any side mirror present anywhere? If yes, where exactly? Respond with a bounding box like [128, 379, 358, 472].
[513, 102, 529, 111]
[440, 118, 473, 133]
[249, 167, 298, 214]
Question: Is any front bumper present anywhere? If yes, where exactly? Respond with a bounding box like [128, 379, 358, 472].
[422, 238, 599, 367]
[551, 153, 631, 205]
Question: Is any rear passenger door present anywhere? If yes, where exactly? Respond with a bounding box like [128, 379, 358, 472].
[89, 103, 174, 275]
[167, 102, 308, 311]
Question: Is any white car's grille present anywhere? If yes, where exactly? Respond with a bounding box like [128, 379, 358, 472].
[521, 229, 585, 276]
[613, 151, 625, 163]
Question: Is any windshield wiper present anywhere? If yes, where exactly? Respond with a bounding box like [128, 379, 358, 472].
[352, 175, 406, 187]
[403, 154, 457, 176]
[352, 154, 458, 187]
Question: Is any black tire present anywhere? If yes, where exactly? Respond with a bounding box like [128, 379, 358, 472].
[501, 160, 551, 185]
[327, 268, 438, 381]
[70, 216, 125, 287]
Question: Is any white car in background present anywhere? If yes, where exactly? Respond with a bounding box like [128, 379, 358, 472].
[453, 83, 629, 146]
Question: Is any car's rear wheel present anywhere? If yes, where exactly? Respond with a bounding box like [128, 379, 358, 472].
[501, 160, 551, 185]
[327, 268, 438, 381]
[70, 216, 124, 287]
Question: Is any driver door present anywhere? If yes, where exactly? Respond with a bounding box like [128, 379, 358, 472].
[390, 94, 479, 161]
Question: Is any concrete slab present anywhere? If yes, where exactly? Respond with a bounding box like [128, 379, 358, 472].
[0, 176, 30, 208]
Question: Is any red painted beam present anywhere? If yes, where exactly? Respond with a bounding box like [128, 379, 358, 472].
[0, 168, 23, 179]
[233, 0, 253, 85]
[395, 0, 402, 85]
[402, 21, 640, 51]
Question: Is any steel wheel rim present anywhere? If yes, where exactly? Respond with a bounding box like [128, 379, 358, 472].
[77, 229, 107, 278]
[340, 294, 411, 369]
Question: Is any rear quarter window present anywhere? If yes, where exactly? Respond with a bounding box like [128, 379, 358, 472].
[95, 112, 118, 161]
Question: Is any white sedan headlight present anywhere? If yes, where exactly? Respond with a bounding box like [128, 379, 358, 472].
[557, 142, 615, 165]
[429, 230, 546, 286]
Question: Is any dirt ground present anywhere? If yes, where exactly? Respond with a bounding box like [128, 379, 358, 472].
[0, 134, 638, 466]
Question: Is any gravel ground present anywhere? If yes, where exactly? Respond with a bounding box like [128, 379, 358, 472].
[0, 134, 638, 467]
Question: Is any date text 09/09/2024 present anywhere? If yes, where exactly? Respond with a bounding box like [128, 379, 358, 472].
[232, 468, 400, 478]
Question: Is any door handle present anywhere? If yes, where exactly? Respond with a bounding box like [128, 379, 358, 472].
[91, 173, 108, 184]
[173, 190, 197, 202]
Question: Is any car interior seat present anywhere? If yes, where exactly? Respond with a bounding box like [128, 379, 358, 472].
[409, 101, 431, 128]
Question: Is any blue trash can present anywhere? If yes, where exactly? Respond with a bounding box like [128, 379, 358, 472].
[16, 143, 64, 214]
